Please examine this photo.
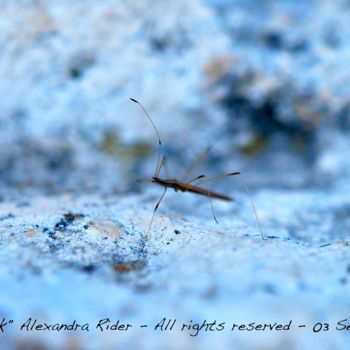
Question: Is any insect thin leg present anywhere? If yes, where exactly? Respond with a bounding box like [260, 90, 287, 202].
[145, 186, 168, 239]
[156, 156, 167, 178]
[162, 157, 170, 178]
[202, 176, 218, 224]
[238, 173, 265, 240]
[195, 172, 240, 186]
[189, 174, 205, 184]
[183, 146, 212, 182]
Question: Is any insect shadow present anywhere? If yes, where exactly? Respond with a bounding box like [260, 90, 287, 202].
[130, 98, 265, 241]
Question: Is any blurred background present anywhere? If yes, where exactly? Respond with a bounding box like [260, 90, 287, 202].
[1, 1, 350, 349]
[1, 0, 350, 200]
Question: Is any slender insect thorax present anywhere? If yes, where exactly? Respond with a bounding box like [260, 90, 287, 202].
[152, 176, 161, 183]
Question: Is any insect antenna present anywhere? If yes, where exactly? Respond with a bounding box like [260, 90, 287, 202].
[130, 98, 162, 177]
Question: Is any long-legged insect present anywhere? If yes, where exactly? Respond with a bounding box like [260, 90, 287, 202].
[130, 98, 265, 240]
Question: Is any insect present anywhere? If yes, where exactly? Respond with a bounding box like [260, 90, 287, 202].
[130, 98, 264, 240]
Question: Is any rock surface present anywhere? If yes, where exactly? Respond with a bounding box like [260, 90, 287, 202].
[1, 183, 350, 349]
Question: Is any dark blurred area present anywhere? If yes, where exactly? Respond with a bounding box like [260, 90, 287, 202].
[1, 0, 349, 199]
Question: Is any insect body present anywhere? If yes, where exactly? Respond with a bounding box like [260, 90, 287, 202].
[152, 176, 234, 201]
[130, 98, 264, 240]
